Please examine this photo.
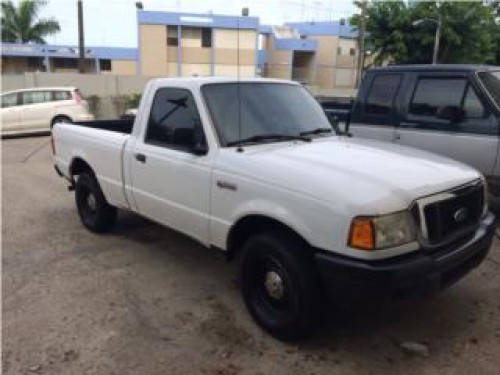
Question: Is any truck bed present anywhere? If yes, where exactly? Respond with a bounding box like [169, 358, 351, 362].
[73, 119, 134, 134]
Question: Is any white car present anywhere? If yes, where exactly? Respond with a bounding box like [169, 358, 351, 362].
[1, 87, 94, 136]
[52, 77, 494, 341]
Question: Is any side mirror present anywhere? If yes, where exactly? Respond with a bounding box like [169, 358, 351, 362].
[172, 127, 208, 156]
[324, 99, 354, 137]
[436, 105, 465, 124]
[325, 110, 340, 128]
[191, 142, 209, 156]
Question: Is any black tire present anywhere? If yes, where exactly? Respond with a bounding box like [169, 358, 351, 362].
[51, 115, 72, 129]
[238, 231, 320, 341]
[75, 172, 117, 233]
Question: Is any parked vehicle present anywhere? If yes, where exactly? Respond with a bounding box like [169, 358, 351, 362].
[1, 87, 94, 136]
[325, 65, 500, 197]
[53, 77, 494, 341]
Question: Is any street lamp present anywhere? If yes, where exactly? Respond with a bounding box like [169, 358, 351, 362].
[412, 16, 442, 64]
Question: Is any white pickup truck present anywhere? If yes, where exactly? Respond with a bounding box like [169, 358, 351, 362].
[53, 77, 495, 341]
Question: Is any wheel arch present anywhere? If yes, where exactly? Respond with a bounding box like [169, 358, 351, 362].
[226, 214, 312, 261]
[70, 156, 94, 180]
[51, 114, 72, 128]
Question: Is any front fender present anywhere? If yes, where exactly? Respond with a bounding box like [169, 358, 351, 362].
[230, 198, 314, 244]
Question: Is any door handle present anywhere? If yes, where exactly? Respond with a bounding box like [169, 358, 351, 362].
[399, 122, 415, 127]
[135, 153, 146, 163]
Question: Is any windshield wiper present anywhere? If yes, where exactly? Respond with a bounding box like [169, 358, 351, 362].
[299, 127, 333, 136]
[226, 134, 311, 147]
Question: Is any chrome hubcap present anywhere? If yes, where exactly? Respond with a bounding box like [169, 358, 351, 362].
[87, 194, 97, 211]
[264, 271, 284, 300]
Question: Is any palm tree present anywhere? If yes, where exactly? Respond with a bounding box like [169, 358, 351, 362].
[1, 0, 60, 44]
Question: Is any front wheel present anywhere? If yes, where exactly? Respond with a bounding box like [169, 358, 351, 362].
[75, 172, 117, 233]
[238, 231, 320, 341]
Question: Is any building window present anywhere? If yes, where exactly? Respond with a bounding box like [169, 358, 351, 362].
[349, 48, 356, 56]
[182, 26, 201, 39]
[100, 59, 112, 71]
[167, 25, 179, 46]
[27, 57, 43, 69]
[53, 58, 78, 69]
[201, 28, 212, 48]
[337, 47, 342, 55]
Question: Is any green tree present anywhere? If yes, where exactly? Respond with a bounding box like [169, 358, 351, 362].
[351, 1, 498, 65]
[490, 1, 500, 64]
[1, 0, 60, 44]
[351, 1, 412, 65]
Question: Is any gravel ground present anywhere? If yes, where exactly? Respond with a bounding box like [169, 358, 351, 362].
[2, 136, 500, 375]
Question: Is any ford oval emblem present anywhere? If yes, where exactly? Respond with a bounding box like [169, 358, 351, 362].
[453, 207, 469, 223]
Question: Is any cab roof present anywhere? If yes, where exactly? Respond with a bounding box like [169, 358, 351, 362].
[368, 64, 500, 73]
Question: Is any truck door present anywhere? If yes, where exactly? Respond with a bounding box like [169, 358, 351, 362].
[128, 87, 211, 244]
[349, 72, 402, 142]
[394, 73, 498, 176]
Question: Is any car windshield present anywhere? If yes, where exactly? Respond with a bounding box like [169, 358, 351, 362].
[478, 71, 500, 108]
[202, 82, 333, 146]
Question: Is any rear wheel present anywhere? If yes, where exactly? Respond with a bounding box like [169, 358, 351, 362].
[238, 231, 320, 341]
[51, 115, 72, 129]
[75, 172, 117, 233]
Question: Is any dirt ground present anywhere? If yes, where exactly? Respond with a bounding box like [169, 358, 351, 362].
[2, 136, 500, 375]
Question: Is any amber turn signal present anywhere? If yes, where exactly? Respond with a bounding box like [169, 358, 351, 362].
[348, 217, 375, 250]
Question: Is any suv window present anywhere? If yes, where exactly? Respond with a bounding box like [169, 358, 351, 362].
[1, 93, 19, 108]
[145, 88, 205, 151]
[364, 74, 401, 115]
[52, 90, 71, 101]
[22, 91, 52, 105]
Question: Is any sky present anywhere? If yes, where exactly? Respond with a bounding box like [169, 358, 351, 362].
[15, 0, 357, 48]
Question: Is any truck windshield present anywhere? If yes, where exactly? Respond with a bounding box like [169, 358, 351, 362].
[478, 71, 500, 109]
[202, 83, 333, 146]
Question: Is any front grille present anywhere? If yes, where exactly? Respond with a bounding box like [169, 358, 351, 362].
[422, 181, 484, 245]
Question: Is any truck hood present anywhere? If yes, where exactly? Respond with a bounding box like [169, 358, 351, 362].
[216, 136, 482, 214]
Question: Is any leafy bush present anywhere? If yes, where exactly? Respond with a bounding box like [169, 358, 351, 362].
[127, 93, 142, 109]
[112, 95, 129, 116]
[86, 95, 101, 116]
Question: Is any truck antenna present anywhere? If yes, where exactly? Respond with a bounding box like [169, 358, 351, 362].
[236, 8, 249, 152]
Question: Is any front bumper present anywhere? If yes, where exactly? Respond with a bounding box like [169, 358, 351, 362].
[315, 212, 496, 301]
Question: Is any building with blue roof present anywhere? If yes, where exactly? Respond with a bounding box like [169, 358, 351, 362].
[1, 43, 137, 75]
[1, 10, 359, 90]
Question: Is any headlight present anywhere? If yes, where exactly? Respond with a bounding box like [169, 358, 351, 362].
[348, 211, 416, 250]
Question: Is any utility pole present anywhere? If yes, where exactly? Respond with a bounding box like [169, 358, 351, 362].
[77, 0, 85, 74]
[432, 13, 442, 64]
[355, 0, 367, 88]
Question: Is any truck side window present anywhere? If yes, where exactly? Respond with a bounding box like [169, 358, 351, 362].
[407, 77, 491, 134]
[364, 74, 401, 115]
[409, 78, 466, 118]
[462, 85, 485, 119]
[145, 88, 205, 151]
